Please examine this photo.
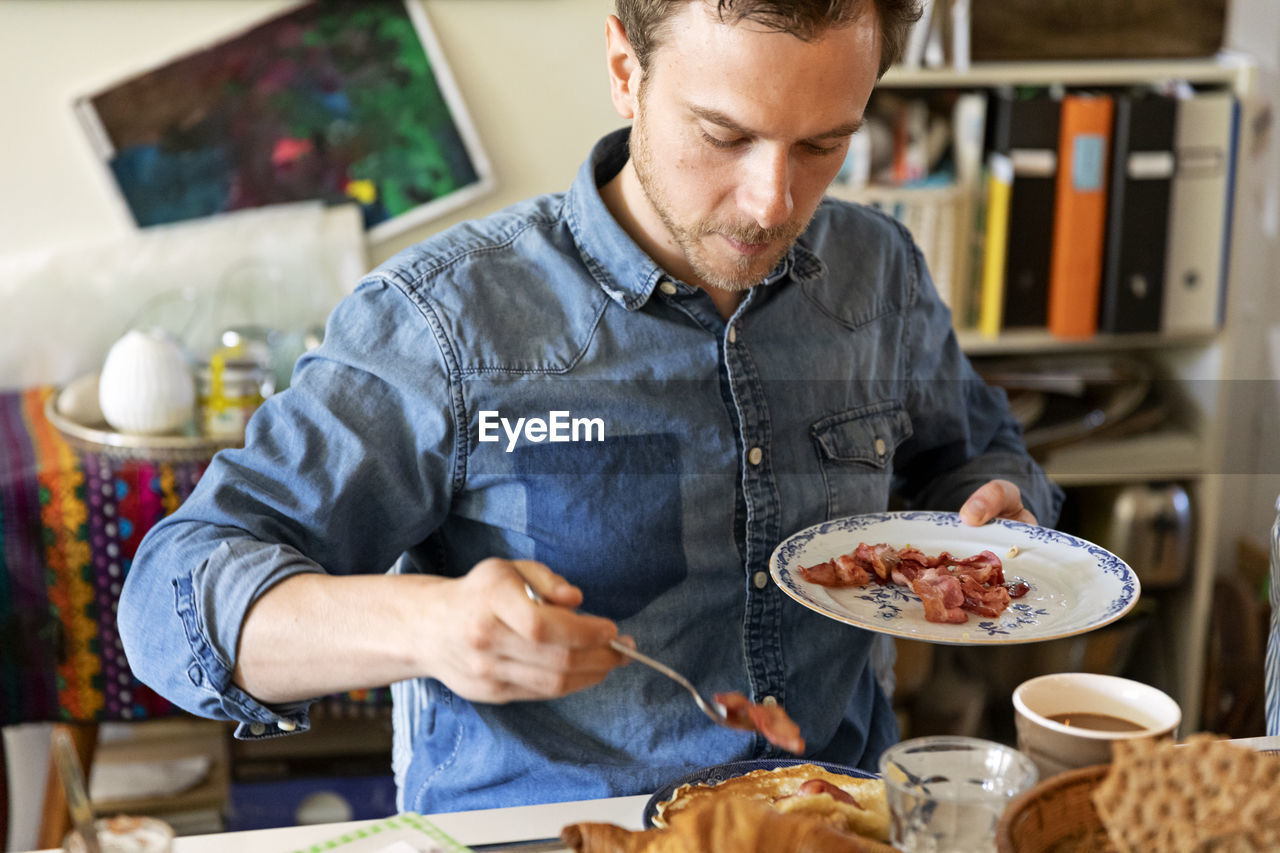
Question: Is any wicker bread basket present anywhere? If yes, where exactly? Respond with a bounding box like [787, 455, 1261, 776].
[995, 764, 1116, 853]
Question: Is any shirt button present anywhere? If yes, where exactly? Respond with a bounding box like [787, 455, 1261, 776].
[249, 722, 266, 736]
[659, 280, 678, 295]
[753, 571, 769, 589]
[874, 437, 887, 456]
[761, 695, 779, 707]
[277, 720, 297, 732]
[728, 325, 737, 343]
[748, 447, 763, 465]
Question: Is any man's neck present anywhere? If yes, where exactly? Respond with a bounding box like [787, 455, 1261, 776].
[599, 164, 745, 323]
[704, 286, 745, 323]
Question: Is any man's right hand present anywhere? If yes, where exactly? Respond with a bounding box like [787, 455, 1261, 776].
[233, 557, 630, 707]
[415, 558, 631, 704]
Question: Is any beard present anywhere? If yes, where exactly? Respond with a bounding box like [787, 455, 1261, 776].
[629, 104, 810, 293]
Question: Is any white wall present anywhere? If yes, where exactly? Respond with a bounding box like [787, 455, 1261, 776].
[0, 2, 622, 849]
[0, 0, 623, 271]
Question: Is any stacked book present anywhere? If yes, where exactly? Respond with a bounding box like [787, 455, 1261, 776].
[828, 84, 1239, 341]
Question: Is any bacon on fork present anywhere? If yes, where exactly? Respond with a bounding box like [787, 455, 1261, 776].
[714, 691, 806, 755]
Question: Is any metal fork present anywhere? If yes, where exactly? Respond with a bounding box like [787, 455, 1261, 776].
[523, 582, 731, 727]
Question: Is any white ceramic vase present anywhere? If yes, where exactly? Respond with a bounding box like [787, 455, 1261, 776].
[98, 329, 196, 435]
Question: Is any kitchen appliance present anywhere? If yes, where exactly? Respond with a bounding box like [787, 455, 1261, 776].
[1081, 483, 1194, 589]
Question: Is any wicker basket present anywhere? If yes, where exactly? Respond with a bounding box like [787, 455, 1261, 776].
[995, 764, 1117, 853]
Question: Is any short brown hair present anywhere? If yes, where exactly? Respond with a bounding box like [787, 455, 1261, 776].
[615, 0, 922, 78]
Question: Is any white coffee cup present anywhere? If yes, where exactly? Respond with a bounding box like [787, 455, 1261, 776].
[1012, 672, 1181, 779]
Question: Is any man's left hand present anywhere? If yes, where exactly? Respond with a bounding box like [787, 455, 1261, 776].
[959, 479, 1038, 526]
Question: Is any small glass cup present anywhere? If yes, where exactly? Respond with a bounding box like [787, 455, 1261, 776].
[879, 736, 1038, 853]
[63, 816, 174, 852]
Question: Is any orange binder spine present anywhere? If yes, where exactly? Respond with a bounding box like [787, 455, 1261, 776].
[1047, 94, 1114, 338]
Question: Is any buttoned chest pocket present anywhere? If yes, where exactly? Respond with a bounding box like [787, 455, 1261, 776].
[811, 403, 913, 519]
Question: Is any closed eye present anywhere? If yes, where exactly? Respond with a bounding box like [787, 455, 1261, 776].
[804, 142, 843, 156]
[701, 131, 747, 150]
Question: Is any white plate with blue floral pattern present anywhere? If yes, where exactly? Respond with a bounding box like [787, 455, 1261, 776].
[770, 511, 1139, 645]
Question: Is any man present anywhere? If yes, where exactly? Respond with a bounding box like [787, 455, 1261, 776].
[120, 0, 1062, 814]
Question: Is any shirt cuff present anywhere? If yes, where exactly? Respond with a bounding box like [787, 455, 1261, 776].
[175, 540, 323, 730]
[230, 698, 314, 740]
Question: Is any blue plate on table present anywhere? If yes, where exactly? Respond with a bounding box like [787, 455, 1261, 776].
[641, 757, 877, 828]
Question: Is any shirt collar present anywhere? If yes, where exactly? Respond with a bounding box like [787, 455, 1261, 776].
[566, 128, 826, 311]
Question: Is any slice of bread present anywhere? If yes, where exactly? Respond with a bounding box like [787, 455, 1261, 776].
[1091, 734, 1280, 852]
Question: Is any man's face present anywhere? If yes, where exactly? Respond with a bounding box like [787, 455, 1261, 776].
[618, 3, 882, 293]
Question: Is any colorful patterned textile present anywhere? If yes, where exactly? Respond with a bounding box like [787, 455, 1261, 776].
[0, 387, 387, 726]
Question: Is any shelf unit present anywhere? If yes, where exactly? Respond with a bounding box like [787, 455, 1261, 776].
[882, 54, 1255, 90]
[955, 328, 1219, 356]
[874, 54, 1261, 734]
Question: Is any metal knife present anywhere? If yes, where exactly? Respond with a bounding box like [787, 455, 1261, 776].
[469, 838, 567, 852]
[51, 727, 102, 853]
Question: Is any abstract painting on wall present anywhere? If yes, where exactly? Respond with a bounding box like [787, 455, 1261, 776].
[73, 0, 494, 242]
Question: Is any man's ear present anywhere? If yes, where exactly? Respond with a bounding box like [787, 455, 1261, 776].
[605, 14, 641, 120]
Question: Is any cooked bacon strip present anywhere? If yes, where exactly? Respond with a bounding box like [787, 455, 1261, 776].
[897, 546, 937, 567]
[797, 552, 870, 587]
[889, 566, 915, 587]
[957, 573, 1010, 618]
[791, 778, 863, 808]
[909, 568, 967, 623]
[800, 543, 1021, 624]
[954, 563, 999, 586]
[714, 691, 806, 755]
[947, 549, 1005, 584]
[861, 543, 901, 581]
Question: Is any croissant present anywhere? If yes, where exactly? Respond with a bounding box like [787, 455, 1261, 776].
[561, 796, 896, 853]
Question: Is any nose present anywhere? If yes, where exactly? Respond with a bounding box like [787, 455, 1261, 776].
[738, 146, 793, 230]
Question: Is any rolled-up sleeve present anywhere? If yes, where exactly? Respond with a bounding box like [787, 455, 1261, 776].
[118, 274, 458, 736]
[893, 245, 1064, 527]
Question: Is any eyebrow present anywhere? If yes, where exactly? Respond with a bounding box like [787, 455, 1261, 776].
[689, 104, 864, 141]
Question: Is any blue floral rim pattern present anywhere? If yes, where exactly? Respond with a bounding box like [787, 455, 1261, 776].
[770, 511, 1139, 646]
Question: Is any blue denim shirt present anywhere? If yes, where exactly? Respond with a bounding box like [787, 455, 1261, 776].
[119, 128, 1062, 814]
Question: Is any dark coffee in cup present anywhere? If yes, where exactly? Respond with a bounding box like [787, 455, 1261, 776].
[1045, 712, 1146, 732]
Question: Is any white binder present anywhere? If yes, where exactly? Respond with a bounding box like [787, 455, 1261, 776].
[1161, 91, 1238, 333]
